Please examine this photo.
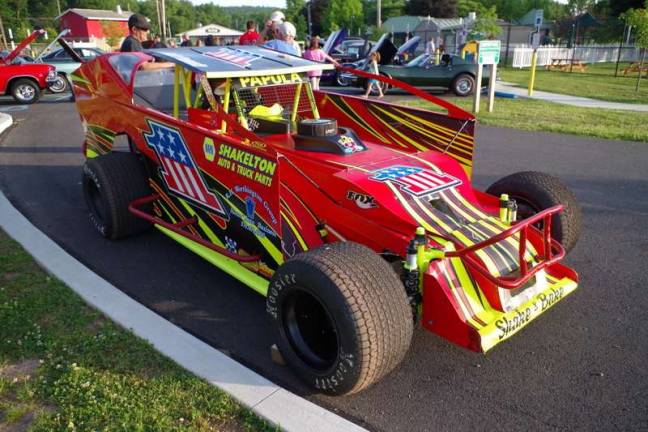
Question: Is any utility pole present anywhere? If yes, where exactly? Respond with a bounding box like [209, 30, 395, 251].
[160, 0, 167, 40]
[156, 0, 162, 35]
[56, 0, 62, 16]
[377, 0, 381, 28]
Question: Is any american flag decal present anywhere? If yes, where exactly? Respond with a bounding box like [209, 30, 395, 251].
[144, 120, 225, 216]
[371, 165, 461, 197]
[205, 48, 260, 68]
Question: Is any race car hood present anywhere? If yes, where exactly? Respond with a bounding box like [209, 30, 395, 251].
[331, 149, 474, 235]
[325, 149, 525, 278]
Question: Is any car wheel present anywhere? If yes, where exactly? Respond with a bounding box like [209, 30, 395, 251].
[451, 73, 475, 96]
[48, 73, 69, 93]
[10, 79, 40, 104]
[486, 171, 582, 254]
[82, 152, 152, 240]
[267, 242, 413, 395]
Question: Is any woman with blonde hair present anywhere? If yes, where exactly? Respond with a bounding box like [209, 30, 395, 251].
[302, 36, 339, 90]
[363, 51, 383, 98]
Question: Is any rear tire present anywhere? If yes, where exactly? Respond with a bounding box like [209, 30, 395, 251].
[10, 79, 40, 104]
[451, 73, 475, 96]
[82, 152, 152, 240]
[48, 73, 69, 93]
[267, 242, 413, 395]
[486, 171, 582, 254]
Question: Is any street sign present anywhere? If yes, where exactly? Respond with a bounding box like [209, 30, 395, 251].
[477, 40, 501, 65]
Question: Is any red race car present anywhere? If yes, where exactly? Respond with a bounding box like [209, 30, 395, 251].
[72, 47, 581, 395]
[0, 30, 57, 104]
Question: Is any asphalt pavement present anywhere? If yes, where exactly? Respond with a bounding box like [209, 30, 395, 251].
[1, 93, 647, 431]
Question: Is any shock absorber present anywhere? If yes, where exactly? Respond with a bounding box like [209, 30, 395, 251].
[402, 228, 425, 319]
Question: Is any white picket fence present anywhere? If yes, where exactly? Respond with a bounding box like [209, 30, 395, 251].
[512, 44, 641, 68]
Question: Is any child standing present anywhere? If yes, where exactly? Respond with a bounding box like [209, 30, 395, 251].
[363, 51, 383, 98]
[302, 36, 339, 91]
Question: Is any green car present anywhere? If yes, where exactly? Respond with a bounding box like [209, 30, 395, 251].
[378, 53, 491, 96]
[342, 35, 491, 97]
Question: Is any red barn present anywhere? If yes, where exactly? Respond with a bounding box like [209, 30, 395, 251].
[56, 8, 130, 39]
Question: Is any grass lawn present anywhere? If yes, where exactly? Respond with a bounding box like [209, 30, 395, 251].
[499, 62, 648, 105]
[399, 96, 648, 143]
[0, 230, 274, 431]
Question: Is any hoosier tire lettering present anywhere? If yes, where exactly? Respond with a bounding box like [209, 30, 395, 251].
[266, 242, 413, 395]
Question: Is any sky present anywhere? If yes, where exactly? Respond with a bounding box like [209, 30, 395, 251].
[189, 0, 286, 8]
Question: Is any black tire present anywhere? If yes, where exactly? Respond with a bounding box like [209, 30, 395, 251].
[297, 118, 338, 137]
[267, 242, 413, 395]
[82, 152, 152, 240]
[10, 78, 41, 104]
[48, 73, 69, 93]
[486, 171, 582, 254]
[451, 73, 475, 96]
[335, 64, 356, 87]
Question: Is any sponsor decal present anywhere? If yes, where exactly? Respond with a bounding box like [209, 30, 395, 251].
[346, 191, 378, 209]
[205, 48, 262, 68]
[495, 286, 565, 340]
[203, 137, 216, 161]
[238, 73, 303, 88]
[337, 135, 364, 153]
[371, 165, 461, 198]
[216, 143, 277, 186]
[144, 119, 225, 216]
[225, 185, 278, 239]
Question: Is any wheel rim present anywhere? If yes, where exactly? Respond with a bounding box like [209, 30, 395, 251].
[49, 76, 67, 93]
[282, 289, 339, 371]
[456, 78, 472, 94]
[16, 84, 36, 101]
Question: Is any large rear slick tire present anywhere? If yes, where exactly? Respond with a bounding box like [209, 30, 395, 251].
[486, 171, 582, 254]
[266, 242, 413, 395]
[82, 152, 152, 240]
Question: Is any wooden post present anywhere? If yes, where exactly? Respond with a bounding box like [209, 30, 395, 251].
[473, 63, 483, 113]
[488, 63, 497, 112]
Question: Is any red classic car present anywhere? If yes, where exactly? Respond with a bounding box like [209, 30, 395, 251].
[0, 30, 57, 104]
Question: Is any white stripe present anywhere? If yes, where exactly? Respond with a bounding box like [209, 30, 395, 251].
[185, 166, 206, 202]
[163, 159, 185, 194]
[174, 161, 195, 198]
[417, 171, 446, 185]
[402, 174, 434, 191]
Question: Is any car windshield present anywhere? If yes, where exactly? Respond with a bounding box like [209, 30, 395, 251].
[405, 54, 430, 68]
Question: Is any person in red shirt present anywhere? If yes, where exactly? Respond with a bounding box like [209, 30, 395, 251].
[239, 21, 259, 46]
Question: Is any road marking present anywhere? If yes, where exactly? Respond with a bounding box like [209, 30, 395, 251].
[0, 105, 28, 112]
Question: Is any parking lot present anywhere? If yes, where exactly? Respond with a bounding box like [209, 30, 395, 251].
[1, 92, 647, 431]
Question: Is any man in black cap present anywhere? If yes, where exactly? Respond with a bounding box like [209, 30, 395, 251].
[121, 13, 173, 70]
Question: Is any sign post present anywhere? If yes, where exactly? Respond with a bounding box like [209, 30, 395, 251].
[474, 40, 501, 114]
[528, 10, 543, 96]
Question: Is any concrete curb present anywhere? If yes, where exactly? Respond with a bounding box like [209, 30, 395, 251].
[0, 113, 12, 135]
[0, 186, 366, 430]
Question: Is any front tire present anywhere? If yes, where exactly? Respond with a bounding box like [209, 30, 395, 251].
[82, 152, 152, 240]
[451, 73, 475, 96]
[10, 79, 40, 104]
[267, 242, 413, 395]
[486, 171, 582, 254]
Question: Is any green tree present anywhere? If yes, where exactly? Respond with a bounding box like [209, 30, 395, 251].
[405, 0, 457, 17]
[323, 0, 363, 33]
[470, 5, 501, 38]
[623, 0, 648, 90]
[285, 0, 308, 37]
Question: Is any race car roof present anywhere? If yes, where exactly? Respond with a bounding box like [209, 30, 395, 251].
[145, 46, 334, 78]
